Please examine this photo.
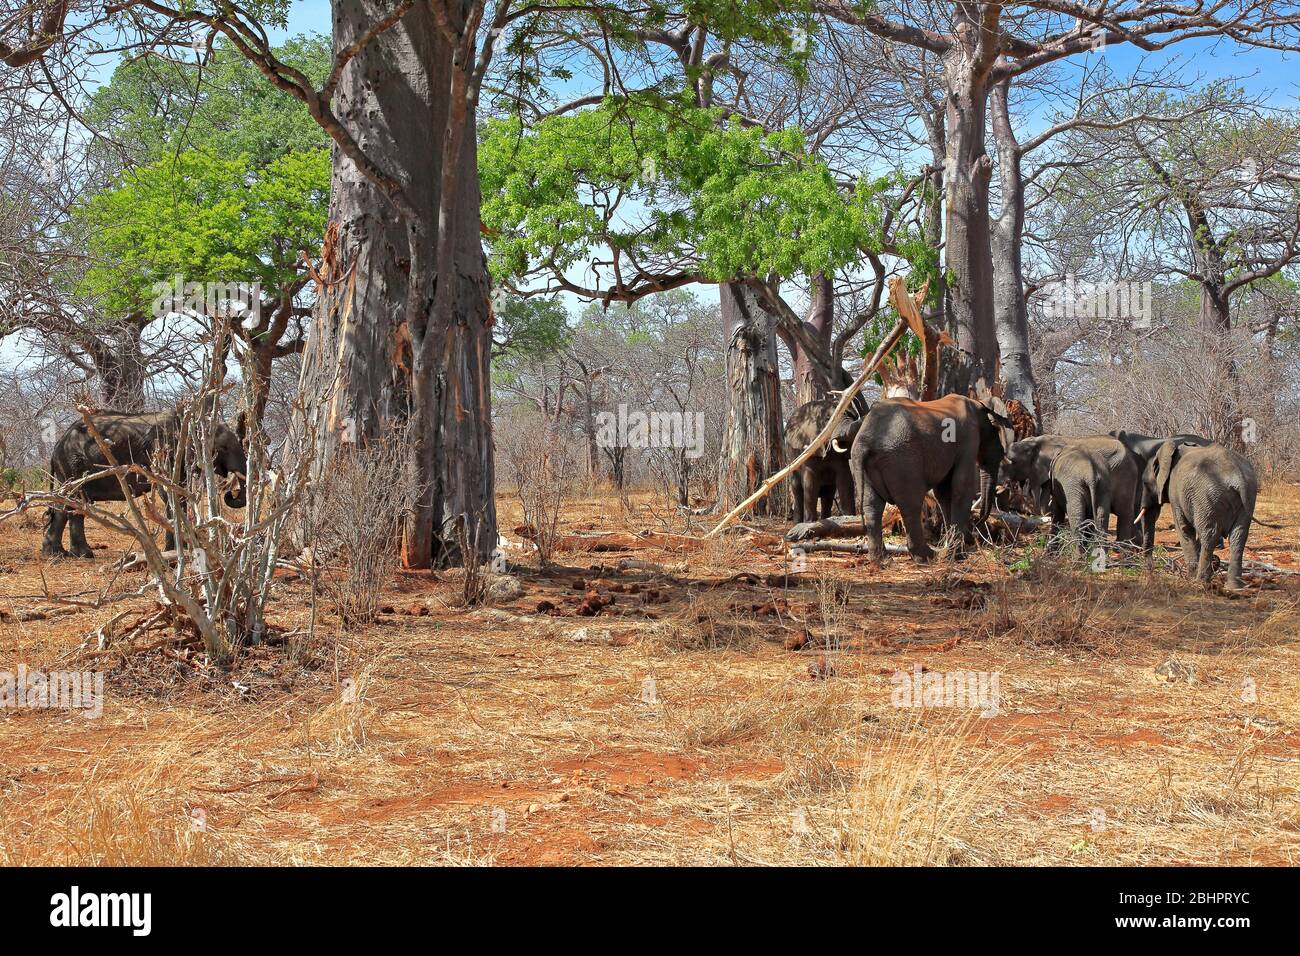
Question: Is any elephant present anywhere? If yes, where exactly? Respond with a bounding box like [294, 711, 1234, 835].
[784, 398, 861, 523]
[1107, 430, 1213, 551]
[1145, 440, 1257, 590]
[1046, 445, 1140, 551]
[43, 410, 248, 558]
[1003, 435, 1140, 543]
[847, 394, 1013, 562]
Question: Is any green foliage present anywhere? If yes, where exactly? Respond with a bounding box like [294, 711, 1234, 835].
[85, 35, 330, 170]
[75, 147, 329, 317]
[481, 93, 907, 288]
[493, 296, 572, 361]
[75, 34, 331, 318]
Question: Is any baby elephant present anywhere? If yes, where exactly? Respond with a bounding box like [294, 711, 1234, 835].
[1004, 435, 1140, 543]
[1146, 440, 1257, 590]
[1048, 446, 1139, 550]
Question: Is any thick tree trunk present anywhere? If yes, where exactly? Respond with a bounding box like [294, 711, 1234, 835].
[990, 79, 1037, 420]
[938, 24, 999, 395]
[718, 282, 786, 515]
[95, 320, 147, 410]
[792, 274, 834, 404]
[298, 0, 495, 568]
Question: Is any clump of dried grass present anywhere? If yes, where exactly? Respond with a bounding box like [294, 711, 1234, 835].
[833, 713, 1013, 866]
[0, 785, 226, 866]
[313, 664, 380, 751]
[666, 678, 854, 751]
[648, 592, 769, 652]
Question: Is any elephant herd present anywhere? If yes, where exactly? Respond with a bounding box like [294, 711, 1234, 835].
[785, 395, 1264, 590]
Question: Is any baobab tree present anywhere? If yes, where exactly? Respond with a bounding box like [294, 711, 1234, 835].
[814, 0, 1300, 393]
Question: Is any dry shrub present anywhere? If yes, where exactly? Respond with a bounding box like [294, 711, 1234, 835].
[813, 574, 852, 651]
[311, 429, 415, 629]
[835, 713, 1013, 866]
[498, 413, 579, 565]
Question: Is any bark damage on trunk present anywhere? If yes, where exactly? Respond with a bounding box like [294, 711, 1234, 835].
[718, 281, 786, 515]
[298, 0, 496, 569]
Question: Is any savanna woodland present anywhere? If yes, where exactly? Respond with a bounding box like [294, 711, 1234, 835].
[2, 1, 1300, 876]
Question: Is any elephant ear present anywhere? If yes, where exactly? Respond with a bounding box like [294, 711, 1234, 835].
[979, 400, 1016, 458]
[1153, 440, 1182, 505]
[1026, 440, 1052, 491]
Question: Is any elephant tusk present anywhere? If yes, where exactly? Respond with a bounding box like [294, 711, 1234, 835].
[831, 439, 847, 453]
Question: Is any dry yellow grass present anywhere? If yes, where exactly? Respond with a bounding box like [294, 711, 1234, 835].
[1, 484, 1299, 865]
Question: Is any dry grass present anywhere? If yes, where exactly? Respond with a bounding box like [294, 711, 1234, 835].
[2, 484, 1299, 866]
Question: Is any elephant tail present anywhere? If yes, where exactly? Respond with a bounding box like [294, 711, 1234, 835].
[1251, 515, 1284, 529]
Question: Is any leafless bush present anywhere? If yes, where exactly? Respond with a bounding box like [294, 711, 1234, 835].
[307, 427, 415, 629]
[1064, 321, 1300, 475]
[497, 411, 579, 565]
[5, 321, 313, 663]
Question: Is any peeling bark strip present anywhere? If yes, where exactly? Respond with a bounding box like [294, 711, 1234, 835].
[718, 282, 786, 516]
[297, 0, 496, 568]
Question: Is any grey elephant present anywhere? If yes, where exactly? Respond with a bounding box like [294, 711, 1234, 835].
[1046, 445, 1140, 550]
[847, 394, 1012, 562]
[784, 398, 861, 523]
[1144, 440, 1257, 590]
[1003, 435, 1140, 543]
[1108, 430, 1212, 551]
[43, 410, 248, 558]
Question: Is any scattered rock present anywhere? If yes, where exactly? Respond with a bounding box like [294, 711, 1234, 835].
[1154, 658, 1196, 684]
[486, 574, 524, 602]
[536, 599, 556, 614]
[784, 630, 810, 652]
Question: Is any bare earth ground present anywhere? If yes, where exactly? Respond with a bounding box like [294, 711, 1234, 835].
[2, 484, 1299, 866]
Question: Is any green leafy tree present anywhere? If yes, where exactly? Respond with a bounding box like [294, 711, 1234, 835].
[76, 145, 329, 424]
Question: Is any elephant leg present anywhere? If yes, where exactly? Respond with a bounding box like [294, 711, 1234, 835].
[1225, 517, 1249, 590]
[791, 472, 805, 525]
[1173, 510, 1199, 578]
[42, 506, 70, 558]
[67, 512, 95, 559]
[897, 492, 935, 563]
[860, 482, 886, 561]
[818, 484, 835, 522]
[835, 467, 855, 519]
[1092, 488, 1112, 554]
[932, 475, 955, 536]
[948, 461, 980, 551]
[1194, 521, 1217, 584]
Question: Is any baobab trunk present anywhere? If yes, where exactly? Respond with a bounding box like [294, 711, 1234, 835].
[790, 274, 834, 404]
[718, 282, 786, 515]
[939, 29, 999, 395]
[297, 0, 495, 568]
[95, 319, 147, 410]
[990, 79, 1038, 421]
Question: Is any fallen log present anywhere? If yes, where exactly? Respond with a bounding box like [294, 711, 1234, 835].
[793, 541, 911, 555]
[786, 516, 865, 542]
